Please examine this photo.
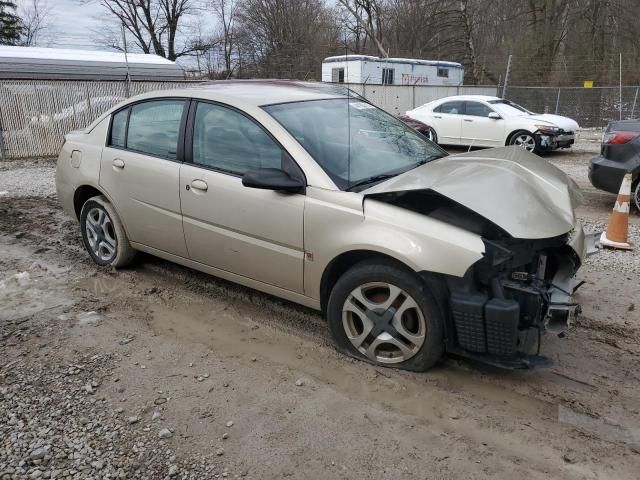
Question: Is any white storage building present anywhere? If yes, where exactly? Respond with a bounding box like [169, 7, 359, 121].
[322, 55, 463, 87]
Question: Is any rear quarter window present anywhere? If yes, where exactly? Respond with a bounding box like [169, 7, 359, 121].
[109, 108, 128, 148]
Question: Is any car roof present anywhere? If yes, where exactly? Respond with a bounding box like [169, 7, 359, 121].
[138, 80, 349, 106]
[432, 95, 501, 102]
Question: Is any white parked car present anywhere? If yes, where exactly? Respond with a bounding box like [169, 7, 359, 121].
[405, 95, 579, 153]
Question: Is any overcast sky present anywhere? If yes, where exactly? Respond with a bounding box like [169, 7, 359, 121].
[18, 0, 105, 50]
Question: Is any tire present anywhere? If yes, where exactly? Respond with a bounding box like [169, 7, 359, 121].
[327, 260, 444, 371]
[508, 130, 539, 153]
[425, 127, 438, 144]
[80, 195, 136, 268]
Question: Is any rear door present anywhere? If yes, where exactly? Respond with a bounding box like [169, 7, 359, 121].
[179, 100, 305, 293]
[99, 98, 189, 257]
[431, 100, 463, 144]
[460, 101, 504, 147]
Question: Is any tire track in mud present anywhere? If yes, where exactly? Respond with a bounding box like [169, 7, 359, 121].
[4, 193, 640, 474]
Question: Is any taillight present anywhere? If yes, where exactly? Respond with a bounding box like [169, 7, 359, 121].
[603, 131, 640, 144]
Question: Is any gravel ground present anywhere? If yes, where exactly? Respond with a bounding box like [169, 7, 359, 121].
[2, 137, 640, 479]
[0, 159, 56, 197]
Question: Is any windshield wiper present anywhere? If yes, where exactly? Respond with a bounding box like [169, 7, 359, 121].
[346, 173, 398, 191]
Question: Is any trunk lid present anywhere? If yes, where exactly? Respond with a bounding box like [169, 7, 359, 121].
[363, 147, 582, 239]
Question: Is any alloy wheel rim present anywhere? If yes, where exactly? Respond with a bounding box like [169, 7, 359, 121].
[85, 207, 117, 262]
[634, 182, 640, 212]
[342, 282, 426, 364]
[514, 134, 536, 151]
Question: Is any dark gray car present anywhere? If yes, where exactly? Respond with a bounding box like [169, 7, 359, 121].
[589, 120, 640, 210]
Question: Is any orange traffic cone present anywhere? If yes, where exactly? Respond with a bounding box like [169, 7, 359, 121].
[600, 172, 634, 250]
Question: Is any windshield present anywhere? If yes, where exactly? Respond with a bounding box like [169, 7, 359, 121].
[264, 98, 446, 190]
[488, 99, 534, 116]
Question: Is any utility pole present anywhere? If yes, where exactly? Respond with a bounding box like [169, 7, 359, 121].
[121, 23, 132, 97]
[619, 52, 623, 120]
[502, 54, 512, 98]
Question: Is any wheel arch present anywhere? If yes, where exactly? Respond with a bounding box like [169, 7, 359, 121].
[319, 249, 422, 315]
[73, 185, 107, 220]
[505, 128, 534, 146]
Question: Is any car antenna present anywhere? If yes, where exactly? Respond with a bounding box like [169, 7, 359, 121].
[345, 32, 351, 187]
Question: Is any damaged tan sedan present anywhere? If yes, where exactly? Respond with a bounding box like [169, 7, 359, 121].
[56, 81, 597, 371]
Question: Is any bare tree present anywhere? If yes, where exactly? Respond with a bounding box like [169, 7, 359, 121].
[95, 0, 197, 60]
[236, 0, 340, 79]
[17, 0, 51, 46]
[211, 0, 237, 75]
[337, 0, 387, 57]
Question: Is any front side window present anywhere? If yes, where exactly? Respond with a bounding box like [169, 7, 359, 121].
[192, 102, 283, 175]
[437, 101, 463, 115]
[464, 101, 493, 117]
[264, 99, 445, 190]
[382, 68, 394, 85]
[126, 100, 185, 159]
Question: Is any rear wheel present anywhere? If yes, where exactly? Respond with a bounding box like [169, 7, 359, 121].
[509, 130, 539, 153]
[80, 196, 136, 268]
[634, 180, 640, 212]
[327, 260, 444, 371]
[425, 127, 438, 144]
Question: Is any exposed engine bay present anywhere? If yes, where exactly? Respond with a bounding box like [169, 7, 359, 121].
[369, 189, 591, 369]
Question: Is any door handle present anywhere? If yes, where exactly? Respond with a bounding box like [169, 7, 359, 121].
[464, 119, 473, 122]
[433, 115, 442, 119]
[112, 158, 125, 169]
[190, 179, 208, 192]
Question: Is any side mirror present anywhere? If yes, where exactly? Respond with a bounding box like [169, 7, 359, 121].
[488, 112, 501, 120]
[242, 168, 304, 193]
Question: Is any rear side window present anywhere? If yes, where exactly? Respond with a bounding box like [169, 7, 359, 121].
[110, 108, 128, 148]
[435, 101, 463, 115]
[191, 102, 283, 175]
[126, 100, 185, 159]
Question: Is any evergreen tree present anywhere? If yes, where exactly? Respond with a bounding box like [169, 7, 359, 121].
[0, 0, 22, 45]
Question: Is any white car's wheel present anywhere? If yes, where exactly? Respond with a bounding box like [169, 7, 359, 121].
[509, 130, 539, 153]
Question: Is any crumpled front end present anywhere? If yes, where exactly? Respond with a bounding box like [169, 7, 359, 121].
[444, 221, 598, 369]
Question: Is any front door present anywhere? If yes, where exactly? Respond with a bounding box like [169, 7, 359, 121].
[179, 101, 305, 293]
[99, 99, 188, 257]
[460, 101, 504, 147]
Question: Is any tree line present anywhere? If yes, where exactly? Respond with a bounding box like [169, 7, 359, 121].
[2, 0, 640, 86]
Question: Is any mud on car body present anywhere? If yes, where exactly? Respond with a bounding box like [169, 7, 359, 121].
[363, 147, 598, 368]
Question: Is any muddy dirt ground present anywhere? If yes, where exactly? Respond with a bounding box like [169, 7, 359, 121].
[2, 136, 640, 479]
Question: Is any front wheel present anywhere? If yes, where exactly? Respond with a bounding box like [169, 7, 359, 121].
[509, 130, 539, 153]
[327, 260, 444, 371]
[80, 195, 136, 268]
[634, 180, 640, 212]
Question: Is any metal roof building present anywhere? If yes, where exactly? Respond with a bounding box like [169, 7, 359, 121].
[0, 46, 185, 81]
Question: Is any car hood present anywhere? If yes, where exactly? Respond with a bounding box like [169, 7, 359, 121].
[523, 113, 579, 132]
[362, 146, 583, 239]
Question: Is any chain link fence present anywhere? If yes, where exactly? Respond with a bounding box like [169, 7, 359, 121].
[505, 85, 640, 128]
[3, 79, 635, 159]
[0, 80, 498, 159]
[0, 80, 194, 159]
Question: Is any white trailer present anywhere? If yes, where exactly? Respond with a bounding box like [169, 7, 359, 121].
[322, 55, 464, 87]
